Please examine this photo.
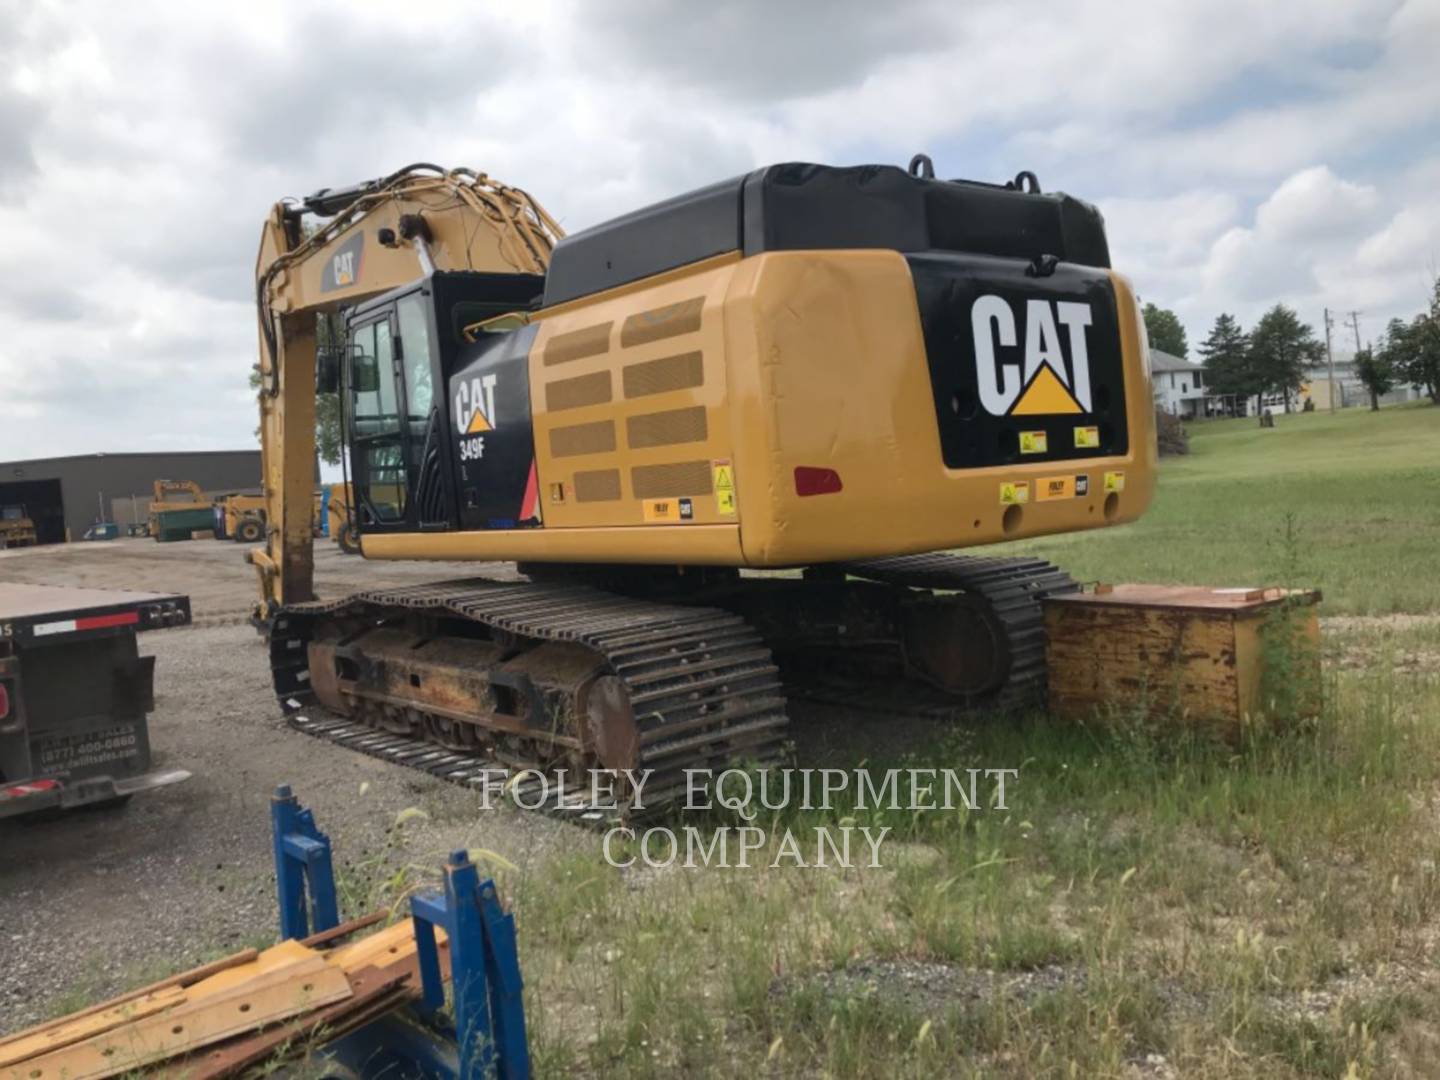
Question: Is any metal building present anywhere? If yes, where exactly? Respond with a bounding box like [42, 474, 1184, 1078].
[0, 451, 261, 544]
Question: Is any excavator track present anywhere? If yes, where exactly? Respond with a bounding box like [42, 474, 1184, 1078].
[266, 553, 1073, 818]
[268, 579, 789, 821]
[789, 552, 1079, 718]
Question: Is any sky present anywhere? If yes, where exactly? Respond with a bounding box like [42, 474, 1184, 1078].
[1, 0, 1437, 459]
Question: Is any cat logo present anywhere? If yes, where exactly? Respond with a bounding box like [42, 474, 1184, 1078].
[454, 373, 499, 435]
[320, 232, 364, 293]
[972, 296, 1094, 416]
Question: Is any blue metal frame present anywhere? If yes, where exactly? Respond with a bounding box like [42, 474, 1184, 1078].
[268, 785, 530, 1080]
[411, 850, 530, 1080]
[271, 783, 339, 940]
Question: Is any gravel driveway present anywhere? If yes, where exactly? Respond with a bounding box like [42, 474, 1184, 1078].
[0, 540, 580, 1032]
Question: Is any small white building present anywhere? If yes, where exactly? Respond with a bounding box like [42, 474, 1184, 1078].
[1150, 349, 1208, 418]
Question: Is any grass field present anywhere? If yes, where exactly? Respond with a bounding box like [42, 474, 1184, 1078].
[53, 402, 1440, 1077]
[485, 402, 1440, 1077]
[997, 401, 1440, 614]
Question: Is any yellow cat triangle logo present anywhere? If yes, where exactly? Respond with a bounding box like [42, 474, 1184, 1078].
[1010, 365, 1083, 416]
[466, 409, 492, 434]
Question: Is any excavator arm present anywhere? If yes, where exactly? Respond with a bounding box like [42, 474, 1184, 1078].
[249, 165, 562, 615]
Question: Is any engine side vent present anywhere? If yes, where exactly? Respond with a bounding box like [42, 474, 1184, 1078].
[550, 421, 617, 458]
[620, 297, 705, 347]
[631, 460, 713, 499]
[546, 370, 613, 412]
[544, 322, 612, 366]
[622, 351, 705, 399]
[627, 407, 708, 449]
[573, 469, 623, 502]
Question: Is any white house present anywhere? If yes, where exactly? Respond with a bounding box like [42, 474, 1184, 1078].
[1150, 349, 1208, 418]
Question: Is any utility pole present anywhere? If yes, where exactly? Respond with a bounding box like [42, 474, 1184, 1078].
[1323, 307, 1336, 413]
[1347, 311, 1363, 353]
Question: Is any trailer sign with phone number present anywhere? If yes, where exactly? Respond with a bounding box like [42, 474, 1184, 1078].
[36, 723, 140, 771]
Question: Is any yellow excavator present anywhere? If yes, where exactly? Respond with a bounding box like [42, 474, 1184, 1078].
[251, 159, 1155, 811]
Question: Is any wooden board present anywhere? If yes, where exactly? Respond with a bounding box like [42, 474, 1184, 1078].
[1045, 584, 1320, 735]
[0, 950, 259, 1061]
[4, 919, 446, 1080]
[5, 947, 351, 1080]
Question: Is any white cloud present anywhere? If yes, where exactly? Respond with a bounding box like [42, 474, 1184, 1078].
[0, 0, 1438, 459]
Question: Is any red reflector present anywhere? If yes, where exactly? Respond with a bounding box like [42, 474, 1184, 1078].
[794, 466, 843, 497]
[76, 611, 140, 632]
[0, 681, 8, 720]
[0, 778, 59, 801]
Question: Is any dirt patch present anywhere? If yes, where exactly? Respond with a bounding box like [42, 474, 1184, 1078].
[786, 958, 1086, 1014]
[1322, 613, 1440, 635]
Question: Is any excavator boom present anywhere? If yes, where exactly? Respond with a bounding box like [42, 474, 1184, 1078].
[251, 165, 562, 612]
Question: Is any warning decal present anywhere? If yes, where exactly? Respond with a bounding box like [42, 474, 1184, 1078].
[999, 481, 1030, 505]
[1074, 426, 1100, 449]
[713, 460, 736, 516]
[1103, 471, 1126, 493]
[1019, 430, 1048, 455]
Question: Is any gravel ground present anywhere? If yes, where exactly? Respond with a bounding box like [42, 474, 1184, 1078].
[0, 538, 929, 1033]
[0, 540, 575, 1033]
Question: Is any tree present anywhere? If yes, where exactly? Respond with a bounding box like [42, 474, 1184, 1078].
[1396, 280, 1440, 404]
[1248, 304, 1323, 420]
[1196, 313, 1254, 415]
[1352, 346, 1392, 411]
[1143, 302, 1189, 358]
[248, 313, 343, 466]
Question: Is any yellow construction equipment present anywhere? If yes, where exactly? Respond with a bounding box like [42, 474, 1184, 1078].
[0, 505, 37, 549]
[147, 479, 210, 541]
[213, 492, 268, 542]
[250, 159, 1156, 811]
[322, 481, 359, 553]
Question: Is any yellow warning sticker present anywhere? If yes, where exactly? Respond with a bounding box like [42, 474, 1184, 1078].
[999, 481, 1030, 506]
[1035, 475, 1074, 501]
[643, 498, 680, 523]
[1074, 425, 1100, 449]
[713, 459, 736, 516]
[1019, 430, 1048, 455]
[1103, 471, 1126, 493]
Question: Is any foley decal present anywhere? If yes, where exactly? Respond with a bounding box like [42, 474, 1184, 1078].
[999, 480, 1029, 505]
[1035, 474, 1091, 501]
[1035, 475, 1073, 501]
[972, 296, 1094, 417]
[712, 459, 736, 516]
[643, 498, 694, 523]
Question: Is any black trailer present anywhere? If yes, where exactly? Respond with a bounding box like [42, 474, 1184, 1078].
[0, 583, 192, 817]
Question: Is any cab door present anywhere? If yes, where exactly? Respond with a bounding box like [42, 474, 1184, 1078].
[348, 311, 411, 531]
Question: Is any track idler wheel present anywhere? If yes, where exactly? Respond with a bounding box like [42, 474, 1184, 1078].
[899, 593, 1008, 698]
[582, 675, 639, 773]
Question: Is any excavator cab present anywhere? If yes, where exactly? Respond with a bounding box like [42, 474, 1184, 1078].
[335, 272, 542, 539]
